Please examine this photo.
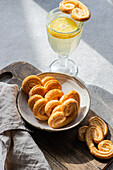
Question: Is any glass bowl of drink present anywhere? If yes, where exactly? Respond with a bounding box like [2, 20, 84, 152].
[46, 7, 84, 76]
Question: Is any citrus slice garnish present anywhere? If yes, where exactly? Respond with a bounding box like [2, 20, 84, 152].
[50, 17, 77, 33]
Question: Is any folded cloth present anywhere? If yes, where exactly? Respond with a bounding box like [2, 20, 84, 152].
[0, 82, 51, 170]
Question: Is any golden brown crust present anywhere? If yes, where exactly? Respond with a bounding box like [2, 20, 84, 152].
[71, 4, 91, 22]
[78, 126, 88, 142]
[85, 125, 113, 159]
[63, 111, 77, 127]
[88, 116, 108, 138]
[45, 89, 64, 101]
[29, 85, 45, 97]
[22, 75, 42, 95]
[97, 140, 113, 159]
[52, 105, 62, 114]
[45, 100, 61, 117]
[28, 94, 43, 111]
[85, 124, 104, 145]
[60, 90, 80, 108]
[48, 111, 66, 128]
[44, 79, 62, 93]
[48, 99, 77, 128]
[33, 98, 48, 121]
[78, 116, 113, 159]
[42, 76, 56, 85]
[59, 0, 91, 22]
[59, 0, 76, 14]
[61, 98, 78, 116]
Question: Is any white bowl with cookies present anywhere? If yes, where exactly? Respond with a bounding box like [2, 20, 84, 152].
[17, 72, 90, 131]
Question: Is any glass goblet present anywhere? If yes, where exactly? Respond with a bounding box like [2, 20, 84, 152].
[46, 7, 84, 76]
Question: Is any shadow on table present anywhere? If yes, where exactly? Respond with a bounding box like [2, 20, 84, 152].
[33, 0, 61, 12]
[87, 84, 113, 128]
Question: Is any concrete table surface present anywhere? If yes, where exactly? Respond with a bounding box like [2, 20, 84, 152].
[0, 0, 113, 169]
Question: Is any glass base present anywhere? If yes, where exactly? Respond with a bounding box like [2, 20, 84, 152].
[49, 59, 78, 76]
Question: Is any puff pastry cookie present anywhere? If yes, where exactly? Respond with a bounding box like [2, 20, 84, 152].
[45, 100, 61, 117]
[45, 89, 64, 101]
[22, 75, 42, 95]
[59, 0, 91, 22]
[85, 125, 113, 159]
[42, 76, 55, 85]
[60, 90, 80, 108]
[29, 85, 45, 97]
[48, 98, 78, 128]
[44, 79, 62, 93]
[88, 116, 108, 137]
[28, 94, 43, 111]
[33, 98, 48, 121]
[78, 116, 113, 159]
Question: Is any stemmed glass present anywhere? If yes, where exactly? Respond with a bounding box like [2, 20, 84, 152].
[46, 8, 84, 76]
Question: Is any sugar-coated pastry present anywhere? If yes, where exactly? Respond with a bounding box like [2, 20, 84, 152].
[28, 94, 43, 111]
[85, 124, 104, 145]
[59, 0, 77, 14]
[44, 79, 62, 93]
[59, 0, 91, 22]
[42, 76, 56, 85]
[52, 105, 62, 114]
[48, 111, 66, 129]
[48, 110, 77, 129]
[88, 116, 108, 137]
[48, 100, 78, 129]
[33, 98, 48, 121]
[45, 100, 61, 117]
[61, 98, 78, 116]
[29, 85, 45, 97]
[62, 111, 77, 127]
[71, 1, 91, 22]
[22, 75, 42, 95]
[85, 125, 113, 159]
[60, 90, 80, 108]
[45, 89, 64, 101]
[78, 126, 88, 142]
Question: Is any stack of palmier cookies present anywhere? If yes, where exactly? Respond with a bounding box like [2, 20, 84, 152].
[22, 75, 80, 129]
[59, 0, 91, 22]
[78, 116, 113, 159]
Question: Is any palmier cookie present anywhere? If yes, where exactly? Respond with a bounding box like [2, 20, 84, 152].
[78, 126, 88, 142]
[29, 85, 45, 97]
[71, 1, 91, 22]
[61, 98, 78, 116]
[28, 94, 43, 111]
[59, 0, 91, 22]
[48, 111, 66, 129]
[33, 98, 48, 121]
[42, 76, 55, 85]
[85, 125, 113, 159]
[44, 79, 62, 93]
[48, 110, 76, 129]
[45, 89, 64, 101]
[45, 100, 61, 117]
[59, 0, 77, 14]
[60, 90, 80, 108]
[52, 105, 62, 114]
[22, 75, 42, 95]
[88, 116, 108, 138]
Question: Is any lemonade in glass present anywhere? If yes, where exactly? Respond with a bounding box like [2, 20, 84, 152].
[46, 7, 84, 76]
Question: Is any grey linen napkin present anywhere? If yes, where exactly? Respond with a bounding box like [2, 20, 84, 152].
[0, 82, 51, 170]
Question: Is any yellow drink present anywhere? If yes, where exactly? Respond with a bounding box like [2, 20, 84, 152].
[46, 8, 84, 76]
[47, 13, 83, 55]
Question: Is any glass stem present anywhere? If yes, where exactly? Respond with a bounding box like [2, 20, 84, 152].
[58, 54, 68, 68]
